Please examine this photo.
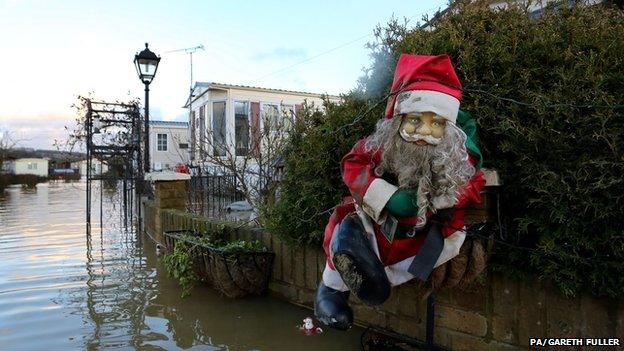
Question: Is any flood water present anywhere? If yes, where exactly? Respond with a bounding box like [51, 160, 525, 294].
[0, 182, 363, 350]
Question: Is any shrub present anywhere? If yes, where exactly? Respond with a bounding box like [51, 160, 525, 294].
[164, 240, 197, 298]
[0, 174, 48, 189]
[266, 1, 624, 298]
[262, 97, 384, 245]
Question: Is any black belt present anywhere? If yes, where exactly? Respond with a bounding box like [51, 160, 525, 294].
[394, 221, 433, 239]
[380, 214, 433, 241]
[379, 214, 444, 280]
[408, 222, 445, 281]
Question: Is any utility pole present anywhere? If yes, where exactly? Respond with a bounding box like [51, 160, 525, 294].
[165, 45, 204, 170]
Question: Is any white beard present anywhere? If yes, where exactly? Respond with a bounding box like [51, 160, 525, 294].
[365, 117, 475, 226]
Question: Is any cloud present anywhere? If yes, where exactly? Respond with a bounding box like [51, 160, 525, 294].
[0, 116, 77, 150]
[172, 112, 189, 122]
[252, 47, 307, 61]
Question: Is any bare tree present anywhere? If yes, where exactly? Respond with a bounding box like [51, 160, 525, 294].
[195, 102, 314, 212]
[0, 130, 19, 168]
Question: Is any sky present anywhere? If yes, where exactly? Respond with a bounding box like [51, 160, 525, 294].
[0, 0, 447, 150]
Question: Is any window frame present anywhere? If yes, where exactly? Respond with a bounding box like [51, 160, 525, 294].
[211, 100, 228, 157]
[234, 100, 251, 156]
[260, 102, 281, 133]
[157, 133, 168, 152]
[199, 105, 206, 156]
[280, 103, 296, 130]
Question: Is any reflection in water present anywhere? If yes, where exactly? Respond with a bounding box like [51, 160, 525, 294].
[0, 182, 363, 350]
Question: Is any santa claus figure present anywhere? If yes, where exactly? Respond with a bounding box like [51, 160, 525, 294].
[299, 317, 323, 335]
[314, 54, 486, 330]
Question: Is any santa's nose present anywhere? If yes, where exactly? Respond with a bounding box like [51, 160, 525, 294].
[416, 123, 432, 135]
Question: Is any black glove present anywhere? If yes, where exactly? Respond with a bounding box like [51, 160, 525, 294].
[431, 208, 454, 223]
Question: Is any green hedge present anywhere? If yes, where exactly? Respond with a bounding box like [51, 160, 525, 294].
[262, 98, 379, 245]
[0, 174, 48, 189]
[265, 2, 624, 298]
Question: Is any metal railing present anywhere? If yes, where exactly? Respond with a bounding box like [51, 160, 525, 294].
[187, 174, 245, 219]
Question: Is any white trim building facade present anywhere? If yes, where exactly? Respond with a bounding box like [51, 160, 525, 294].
[184, 82, 340, 167]
[1, 158, 49, 177]
[148, 120, 190, 171]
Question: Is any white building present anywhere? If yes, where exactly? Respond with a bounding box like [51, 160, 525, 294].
[71, 159, 109, 176]
[1, 158, 49, 177]
[184, 82, 340, 165]
[148, 120, 190, 171]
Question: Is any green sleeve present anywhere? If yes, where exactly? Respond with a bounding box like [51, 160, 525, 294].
[456, 109, 483, 169]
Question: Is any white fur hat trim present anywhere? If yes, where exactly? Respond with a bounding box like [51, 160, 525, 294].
[394, 90, 460, 123]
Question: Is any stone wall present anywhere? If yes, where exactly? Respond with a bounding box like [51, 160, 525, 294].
[145, 178, 623, 351]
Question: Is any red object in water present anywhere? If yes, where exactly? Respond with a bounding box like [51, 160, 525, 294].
[299, 317, 323, 335]
[174, 163, 189, 174]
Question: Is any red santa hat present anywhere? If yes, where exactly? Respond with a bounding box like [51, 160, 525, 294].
[384, 54, 462, 124]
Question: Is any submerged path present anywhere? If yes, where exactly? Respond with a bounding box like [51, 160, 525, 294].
[0, 182, 362, 350]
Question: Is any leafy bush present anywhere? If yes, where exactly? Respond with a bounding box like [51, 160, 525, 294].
[265, 2, 624, 298]
[0, 174, 48, 189]
[219, 239, 266, 253]
[262, 97, 384, 245]
[164, 240, 197, 298]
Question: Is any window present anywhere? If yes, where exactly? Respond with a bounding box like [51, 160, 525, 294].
[199, 105, 206, 156]
[234, 101, 250, 156]
[28, 162, 37, 170]
[262, 103, 280, 132]
[157, 133, 168, 151]
[212, 101, 227, 156]
[281, 104, 295, 130]
[179, 143, 189, 149]
[190, 111, 196, 160]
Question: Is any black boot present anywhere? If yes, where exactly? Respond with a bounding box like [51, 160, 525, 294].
[314, 281, 353, 330]
[331, 214, 391, 305]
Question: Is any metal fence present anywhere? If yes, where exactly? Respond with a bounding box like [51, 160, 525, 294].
[187, 174, 246, 219]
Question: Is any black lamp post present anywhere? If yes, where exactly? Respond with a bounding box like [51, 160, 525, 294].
[134, 43, 161, 173]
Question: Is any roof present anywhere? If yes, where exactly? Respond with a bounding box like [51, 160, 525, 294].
[184, 81, 341, 107]
[11, 158, 49, 162]
[149, 120, 188, 127]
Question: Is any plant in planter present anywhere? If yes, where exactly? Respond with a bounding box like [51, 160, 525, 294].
[163, 229, 274, 298]
[163, 240, 197, 298]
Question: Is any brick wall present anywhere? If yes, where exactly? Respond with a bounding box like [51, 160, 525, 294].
[142, 179, 187, 244]
[147, 179, 623, 351]
[260, 232, 623, 350]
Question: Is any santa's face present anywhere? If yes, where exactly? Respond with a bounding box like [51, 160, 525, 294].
[399, 111, 446, 146]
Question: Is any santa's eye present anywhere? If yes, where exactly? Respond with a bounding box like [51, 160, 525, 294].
[409, 119, 420, 125]
[432, 121, 440, 127]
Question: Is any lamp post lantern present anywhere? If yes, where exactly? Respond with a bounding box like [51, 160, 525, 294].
[134, 43, 161, 173]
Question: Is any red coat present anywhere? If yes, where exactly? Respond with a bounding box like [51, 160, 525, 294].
[322, 138, 485, 270]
